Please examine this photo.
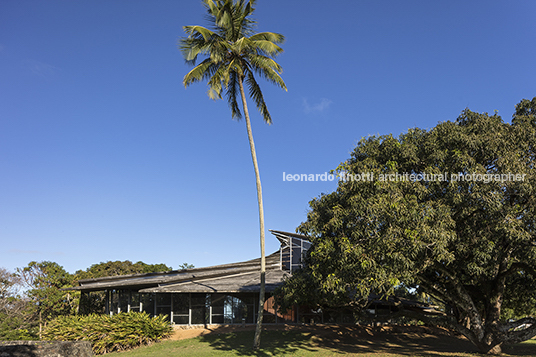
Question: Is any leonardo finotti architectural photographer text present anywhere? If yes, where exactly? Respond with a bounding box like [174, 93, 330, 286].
[282, 172, 527, 183]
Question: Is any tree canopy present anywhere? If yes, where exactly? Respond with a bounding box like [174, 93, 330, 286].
[180, 0, 286, 124]
[74, 260, 173, 280]
[277, 98, 536, 354]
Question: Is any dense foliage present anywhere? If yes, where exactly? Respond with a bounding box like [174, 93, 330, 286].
[42, 312, 172, 354]
[75, 260, 173, 281]
[277, 98, 536, 354]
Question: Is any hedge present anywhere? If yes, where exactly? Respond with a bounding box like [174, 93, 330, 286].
[42, 312, 172, 354]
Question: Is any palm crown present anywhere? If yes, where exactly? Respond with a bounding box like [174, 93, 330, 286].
[180, 0, 287, 124]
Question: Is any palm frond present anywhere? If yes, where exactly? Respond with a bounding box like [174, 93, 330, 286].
[226, 71, 242, 119]
[206, 64, 227, 100]
[256, 66, 287, 92]
[233, 37, 253, 54]
[208, 40, 230, 62]
[182, 25, 216, 41]
[251, 40, 284, 57]
[203, 0, 218, 15]
[235, 0, 256, 37]
[180, 40, 210, 63]
[245, 70, 271, 124]
[183, 59, 215, 87]
[228, 57, 245, 77]
[180, 25, 221, 63]
[249, 32, 285, 44]
[248, 55, 286, 91]
[248, 54, 282, 71]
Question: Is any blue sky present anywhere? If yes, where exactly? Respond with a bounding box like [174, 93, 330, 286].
[1, 0, 535, 274]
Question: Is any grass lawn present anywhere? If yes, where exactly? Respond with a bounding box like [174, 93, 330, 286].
[105, 325, 536, 357]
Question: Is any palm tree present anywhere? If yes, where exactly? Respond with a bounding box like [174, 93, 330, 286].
[180, 0, 286, 349]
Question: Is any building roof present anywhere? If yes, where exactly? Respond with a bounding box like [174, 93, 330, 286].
[139, 269, 289, 294]
[70, 230, 310, 294]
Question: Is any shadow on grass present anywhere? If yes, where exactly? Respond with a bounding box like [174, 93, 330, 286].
[503, 339, 536, 356]
[199, 325, 536, 356]
[199, 329, 318, 356]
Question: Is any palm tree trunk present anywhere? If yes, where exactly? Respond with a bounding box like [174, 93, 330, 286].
[237, 77, 266, 350]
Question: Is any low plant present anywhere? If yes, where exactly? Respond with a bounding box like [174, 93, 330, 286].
[42, 312, 172, 354]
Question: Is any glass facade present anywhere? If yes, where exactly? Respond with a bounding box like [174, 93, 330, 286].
[103, 289, 363, 326]
[105, 290, 279, 325]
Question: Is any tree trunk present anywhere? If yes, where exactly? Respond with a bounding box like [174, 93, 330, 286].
[237, 77, 266, 350]
[483, 343, 502, 355]
[396, 304, 506, 355]
[39, 309, 42, 340]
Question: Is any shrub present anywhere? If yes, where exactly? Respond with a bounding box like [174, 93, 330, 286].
[0, 315, 37, 340]
[42, 312, 172, 354]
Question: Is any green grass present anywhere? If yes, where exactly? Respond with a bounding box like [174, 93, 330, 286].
[104, 327, 536, 357]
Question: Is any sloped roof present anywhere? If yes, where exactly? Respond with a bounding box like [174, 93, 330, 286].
[70, 250, 285, 293]
[270, 229, 311, 242]
[140, 269, 290, 293]
[68, 230, 311, 294]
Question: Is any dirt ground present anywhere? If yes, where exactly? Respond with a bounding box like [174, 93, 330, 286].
[169, 324, 288, 341]
[169, 323, 457, 341]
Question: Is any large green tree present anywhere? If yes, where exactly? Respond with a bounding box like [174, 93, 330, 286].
[0, 268, 35, 340]
[17, 261, 75, 338]
[278, 98, 536, 354]
[180, 0, 286, 349]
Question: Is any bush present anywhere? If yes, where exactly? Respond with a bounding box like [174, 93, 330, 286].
[42, 312, 172, 354]
[0, 315, 37, 340]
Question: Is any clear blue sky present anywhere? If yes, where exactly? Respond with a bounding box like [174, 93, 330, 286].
[1, 0, 534, 274]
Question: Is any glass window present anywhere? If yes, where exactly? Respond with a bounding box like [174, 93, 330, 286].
[110, 290, 120, 314]
[129, 293, 140, 312]
[156, 306, 171, 317]
[224, 295, 234, 323]
[172, 294, 189, 314]
[173, 315, 189, 324]
[119, 290, 130, 312]
[210, 294, 225, 324]
[156, 293, 171, 306]
[212, 305, 224, 315]
[190, 293, 206, 307]
[211, 315, 224, 324]
[131, 293, 140, 306]
[245, 303, 255, 323]
[141, 293, 154, 315]
[191, 306, 205, 324]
